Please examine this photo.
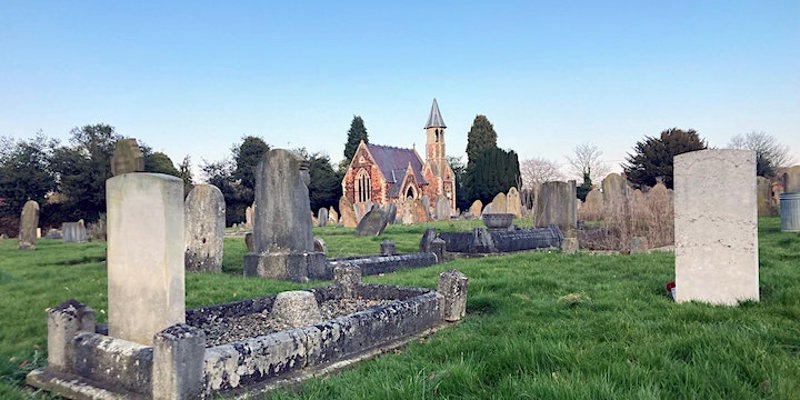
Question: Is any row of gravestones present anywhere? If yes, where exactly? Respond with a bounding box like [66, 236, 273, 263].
[469, 187, 523, 218]
[17, 201, 90, 250]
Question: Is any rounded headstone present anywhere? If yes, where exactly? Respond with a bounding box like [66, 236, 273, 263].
[271, 291, 322, 328]
[184, 184, 225, 273]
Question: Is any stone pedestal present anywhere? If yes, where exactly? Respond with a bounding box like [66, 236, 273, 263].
[47, 300, 95, 373]
[438, 270, 468, 322]
[106, 173, 185, 345]
[674, 149, 758, 305]
[152, 324, 206, 400]
[243, 252, 327, 282]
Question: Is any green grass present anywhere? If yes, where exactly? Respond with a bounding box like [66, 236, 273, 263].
[2, 218, 800, 399]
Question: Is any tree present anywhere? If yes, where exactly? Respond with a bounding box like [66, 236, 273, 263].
[51, 124, 121, 221]
[304, 151, 342, 213]
[447, 155, 470, 212]
[144, 151, 180, 176]
[0, 133, 58, 218]
[343, 116, 369, 164]
[576, 170, 592, 202]
[201, 158, 245, 226]
[520, 157, 564, 190]
[232, 136, 270, 192]
[177, 155, 194, 195]
[465, 115, 498, 166]
[728, 131, 793, 177]
[623, 128, 707, 189]
[565, 143, 609, 181]
[464, 148, 520, 205]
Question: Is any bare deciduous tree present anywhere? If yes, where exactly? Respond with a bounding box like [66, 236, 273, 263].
[565, 143, 610, 181]
[520, 157, 564, 189]
[728, 131, 794, 177]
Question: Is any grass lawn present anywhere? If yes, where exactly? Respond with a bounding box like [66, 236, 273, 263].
[1, 217, 799, 399]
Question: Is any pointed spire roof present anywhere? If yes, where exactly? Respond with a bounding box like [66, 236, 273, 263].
[424, 98, 446, 129]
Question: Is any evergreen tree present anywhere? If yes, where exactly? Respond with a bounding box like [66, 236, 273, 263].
[343, 116, 368, 164]
[447, 156, 470, 212]
[465, 115, 498, 166]
[0, 133, 58, 218]
[576, 170, 592, 202]
[307, 153, 343, 213]
[464, 148, 520, 204]
[144, 151, 180, 176]
[623, 128, 707, 189]
[232, 136, 270, 192]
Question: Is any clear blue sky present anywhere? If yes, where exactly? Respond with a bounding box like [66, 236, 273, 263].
[2, 1, 798, 179]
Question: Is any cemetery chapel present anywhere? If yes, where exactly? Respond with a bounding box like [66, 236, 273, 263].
[341, 99, 457, 213]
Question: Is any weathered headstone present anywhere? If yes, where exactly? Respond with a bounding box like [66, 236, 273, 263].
[62, 220, 87, 243]
[385, 203, 398, 224]
[783, 165, 800, 193]
[270, 291, 322, 328]
[435, 195, 451, 220]
[438, 270, 468, 322]
[430, 238, 447, 263]
[313, 237, 327, 254]
[18, 200, 39, 250]
[419, 228, 437, 253]
[184, 184, 225, 273]
[245, 205, 254, 228]
[245, 232, 254, 252]
[580, 188, 603, 221]
[601, 173, 626, 206]
[469, 200, 483, 218]
[399, 198, 431, 225]
[421, 195, 431, 213]
[380, 239, 396, 256]
[674, 149, 758, 305]
[110, 138, 144, 176]
[334, 264, 361, 298]
[317, 208, 329, 227]
[328, 206, 339, 225]
[339, 196, 358, 228]
[491, 192, 507, 214]
[244, 149, 326, 282]
[561, 237, 578, 254]
[355, 206, 390, 236]
[507, 187, 521, 218]
[45, 228, 63, 240]
[535, 181, 577, 230]
[630, 236, 648, 254]
[106, 173, 185, 345]
[756, 177, 777, 217]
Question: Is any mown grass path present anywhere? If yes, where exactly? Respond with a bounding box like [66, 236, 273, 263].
[1, 218, 798, 399]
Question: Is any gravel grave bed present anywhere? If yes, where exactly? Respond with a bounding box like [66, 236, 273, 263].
[197, 298, 398, 347]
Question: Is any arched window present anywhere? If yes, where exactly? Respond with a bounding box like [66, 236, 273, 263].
[405, 185, 416, 199]
[355, 169, 371, 203]
[434, 129, 440, 142]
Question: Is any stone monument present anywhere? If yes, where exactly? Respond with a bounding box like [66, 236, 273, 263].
[62, 220, 87, 243]
[507, 187, 522, 218]
[110, 138, 145, 176]
[243, 149, 326, 282]
[184, 184, 225, 273]
[106, 173, 185, 345]
[18, 200, 39, 250]
[674, 149, 758, 305]
[535, 181, 577, 230]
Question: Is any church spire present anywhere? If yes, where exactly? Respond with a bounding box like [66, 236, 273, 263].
[424, 98, 446, 129]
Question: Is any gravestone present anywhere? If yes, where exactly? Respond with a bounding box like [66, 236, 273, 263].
[756, 177, 777, 217]
[630, 237, 648, 254]
[535, 181, 577, 230]
[106, 173, 185, 345]
[430, 238, 447, 263]
[421, 195, 431, 214]
[783, 165, 800, 193]
[184, 184, 225, 273]
[561, 237, 579, 254]
[245, 232, 254, 252]
[435, 195, 451, 220]
[317, 208, 329, 227]
[18, 200, 40, 250]
[313, 237, 327, 254]
[380, 239, 396, 256]
[244, 149, 326, 282]
[45, 228, 63, 240]
[507, 187, 522, 218]
[581, 188, 603, 220]
[62, 220, 87, 243]
[271, 291, 322, 328]
[491, 192, 507, 214]
[339, 196, 358, 228]
[110, 138, 144, 176]
[245, 205, 254, 228]
[419, 228, 437, 253]
[601, 173, 626, 206]
[399, 198, 431, 225]
[438, 270, 468, 322]
[469, 200, 483, 218]
[674, 149, 758, 305]
[355, 206, 390, 236]
[328, 207, 339, 225]
[385, 203, 398, 224]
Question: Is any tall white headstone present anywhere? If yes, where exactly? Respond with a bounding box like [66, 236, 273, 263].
[674, 149, 758, 305]
[106, 173, 185, 345]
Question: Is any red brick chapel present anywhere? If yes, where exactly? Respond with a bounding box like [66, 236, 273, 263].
[341, 99, 457, 214]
